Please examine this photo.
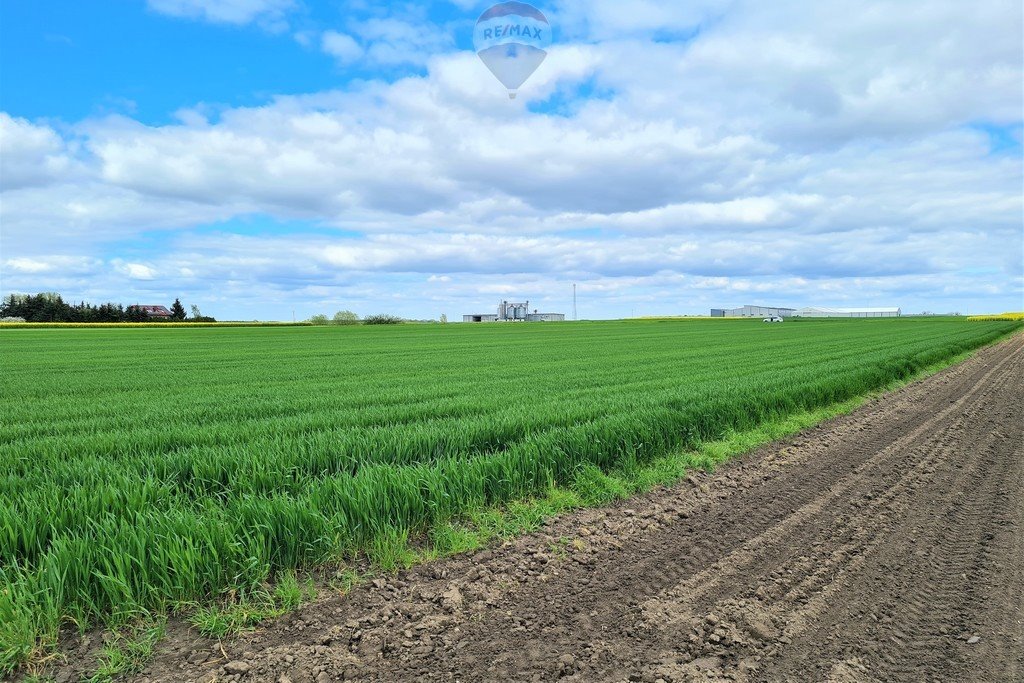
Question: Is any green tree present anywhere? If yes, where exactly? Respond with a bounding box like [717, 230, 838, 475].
[308, 314, 329, 325]
[363, 314, 402, 325]
[170, 298, 186, 320]
[190, 304, 202, 319]
[439, 313, 448, 324]
[332, 310, 360, 325]
[126, 305, 150, 322]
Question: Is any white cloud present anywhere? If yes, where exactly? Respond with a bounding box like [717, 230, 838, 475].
[1, 0, 1021, 318]
[146, 0, 295, 28]
[320, 16, 456, 68]
[0, 114, 76, 189]
[353, 17, 455, 67]
[321, 31, 363, 64]
[552, 0, 731, 40]
[113, 261, 158, 280]
[4, 257, 57, 273]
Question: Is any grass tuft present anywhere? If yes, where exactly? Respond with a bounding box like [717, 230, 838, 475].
[187, 571, 315, 638]
[86, 616, 165, 683]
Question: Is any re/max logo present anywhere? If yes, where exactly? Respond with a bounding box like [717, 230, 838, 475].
[482, 24, 543, 40]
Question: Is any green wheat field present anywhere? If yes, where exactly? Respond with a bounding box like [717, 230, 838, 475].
[1, 317, 1020, 671]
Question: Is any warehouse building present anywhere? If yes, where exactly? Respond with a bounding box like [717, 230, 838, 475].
[464, 300, 565, 323]
[794, 306, 902, 318]
[710, 305, 796, 318]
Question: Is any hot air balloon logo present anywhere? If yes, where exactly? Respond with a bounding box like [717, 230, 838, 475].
[473, 2, 551, 99]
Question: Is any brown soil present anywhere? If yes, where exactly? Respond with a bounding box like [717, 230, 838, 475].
[92, 335, 1024, 682]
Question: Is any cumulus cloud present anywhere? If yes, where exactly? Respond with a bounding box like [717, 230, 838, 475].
[146, 0, 296, 28]
[321, 31, 363, 64]
[4, 257, 59, 273]
[320, 15, 456, 68]
[351, 17, 455, 67]
[552, 0, 730, 40]
[0, 114, 76, 189]
[113, 261, 158, 280]
[1, 0, 1021, 318]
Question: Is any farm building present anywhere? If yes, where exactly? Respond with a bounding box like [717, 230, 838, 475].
[464, 300, 565, 323]
[794, 307, 901, 318]
[711, 305, 796, 318]
[133, 305, 173, 318]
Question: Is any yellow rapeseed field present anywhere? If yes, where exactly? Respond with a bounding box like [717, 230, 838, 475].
[967, 312, 1024, 321]
[0, 321, 309, 329]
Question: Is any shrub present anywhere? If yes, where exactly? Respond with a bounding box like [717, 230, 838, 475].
[363, 314, 403, 325]
[308, 314, 329, 325]
[332, 311, 360, 325]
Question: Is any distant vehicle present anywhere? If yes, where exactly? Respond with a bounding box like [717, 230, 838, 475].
[763, 316, 784, 323]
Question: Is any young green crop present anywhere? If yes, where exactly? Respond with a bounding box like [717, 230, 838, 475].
[0, 317, 1020, 673]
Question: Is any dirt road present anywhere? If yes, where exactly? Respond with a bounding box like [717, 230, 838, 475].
[139, 334, 1024, 683]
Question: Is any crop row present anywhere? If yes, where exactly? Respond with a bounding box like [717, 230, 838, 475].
[0, 318, 1020, 672]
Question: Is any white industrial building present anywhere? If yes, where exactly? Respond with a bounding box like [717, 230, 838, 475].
[711, 304, 902, 318]
[710, 305, 796, 318]
[794, 306, 901, 318]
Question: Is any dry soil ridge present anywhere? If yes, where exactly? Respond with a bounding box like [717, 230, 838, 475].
[115, 333, 1024, 682]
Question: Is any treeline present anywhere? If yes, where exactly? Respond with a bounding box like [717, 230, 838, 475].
[0, 293, 215, 323]
[306, 311, 408, 325]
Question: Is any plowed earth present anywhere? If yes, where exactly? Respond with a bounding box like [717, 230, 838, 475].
[121, 334, 1024, 682]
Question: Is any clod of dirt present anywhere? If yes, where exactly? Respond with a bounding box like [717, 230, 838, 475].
[223, 660, 251, 675]
[441, 584, 464, 610]
[740, 608, 780, 643]
[555, 653, 578, 678]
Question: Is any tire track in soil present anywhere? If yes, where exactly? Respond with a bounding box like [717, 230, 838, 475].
[640, 335, 1023, 682]
[128, 334, 1023, 683]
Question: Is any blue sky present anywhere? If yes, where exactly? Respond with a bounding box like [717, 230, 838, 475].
[1, 0, 1021, 320]
[1, 1, 471, 124]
